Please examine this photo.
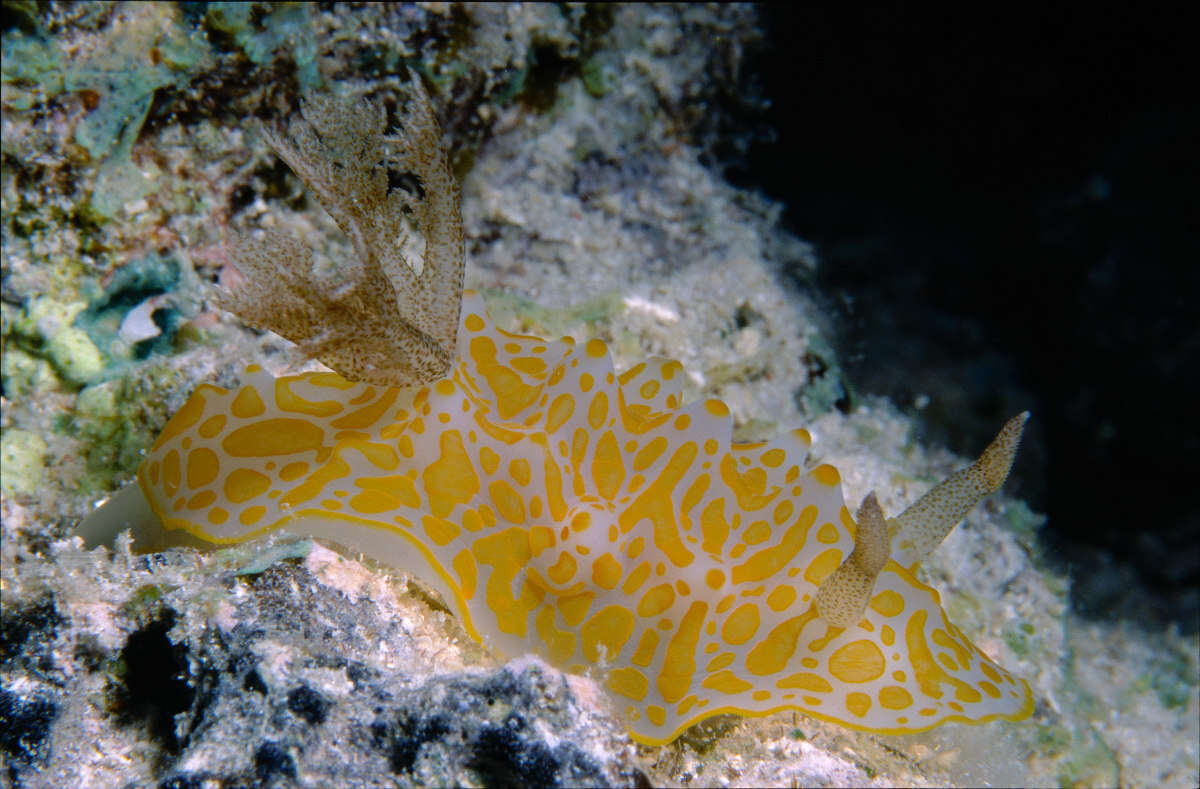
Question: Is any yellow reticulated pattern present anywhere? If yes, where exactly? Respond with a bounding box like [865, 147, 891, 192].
[139, 292, 1033, 744]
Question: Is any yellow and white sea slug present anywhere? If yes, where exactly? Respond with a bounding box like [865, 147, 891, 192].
[79, 294, 1034, 743]
[78, 77, 1034, 745]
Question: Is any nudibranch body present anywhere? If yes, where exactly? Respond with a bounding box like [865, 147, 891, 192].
[107, 292, 1033, 744]
[79, 77, 1033, 745]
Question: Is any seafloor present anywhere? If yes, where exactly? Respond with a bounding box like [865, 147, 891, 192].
[2, 4, 1197, 787]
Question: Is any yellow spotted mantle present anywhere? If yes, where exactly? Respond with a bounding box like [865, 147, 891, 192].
[138, 292, 1034, 744]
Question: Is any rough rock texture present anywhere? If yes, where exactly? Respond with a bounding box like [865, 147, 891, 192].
[0, 540, 646, 788]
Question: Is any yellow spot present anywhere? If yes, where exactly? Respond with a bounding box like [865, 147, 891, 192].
[721, 603, 760, 645]
[592, 553, 623, 590]
[488, 479, 527, 524]
[479, 445, 500, 475]
[633, 436, 668, 472]
[870, 590, 906, 617]
[704, 399, 730, 417]
[585, 338, 607, 358]
[639, 379, 660, 399]
[752, 690, 771, 701]
[558, 591, 594, 626]
[879, 685, 914, 710]
[881, 625, 895, 646]
[742, 521, 771, 545]
[802, 548, 843, 585]
[646, 705, 666, 727]
[224, 468, 272, 503]
[548, 552, 577, 585]
[745, 607, 818, 676]
[622, 562, 652, 595]
[347, 488, 402, 514]
[588, 391, 609, 430]
[828, 639, 886, 683]
[766, 586, 796, 612]
[207, 507, 229, 524]
[508, 457, 532, 486]
[198, 415, 226, 439]
[186, 448, 220, 489]
[592, 430, 625, 500]
[760, 448, 785, 468]
[631, 629, 660, 667]
[238, 505, 266, 525]
[422, 515, 461, 546]
[422, 431, 479, 518]
[465, 313, 485, 332]
[701, 670, 753, 695]
[581, 605, 635, 663]
[846, 692, 872, 717]
[279, 462, 308, 481]
[607, 667, 649, 701]
[816, 522, 840, 544]
[773, 500, 794, 525]
[545, 393, 575, 433]
[186, 490, 216, 510]
[231, 385, 266, 418]
[222, 419, 325, 457]
[705, 569, 725, 590]
[657, 601, 707, 703]
[812, 464, 840, 486]
[637, 584, 676, 617]
[776, 672, 832, 692]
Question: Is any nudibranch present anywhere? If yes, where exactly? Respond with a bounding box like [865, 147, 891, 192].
[79, 78, 1034, 745]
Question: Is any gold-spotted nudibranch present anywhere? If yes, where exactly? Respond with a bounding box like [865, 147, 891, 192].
[78, 76, 1035, 745]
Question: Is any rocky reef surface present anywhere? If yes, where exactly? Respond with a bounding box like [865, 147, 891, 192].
[2, 4, 1196, 787]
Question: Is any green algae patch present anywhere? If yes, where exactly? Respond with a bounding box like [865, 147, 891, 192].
[0, 429, 48, 497]
[69, 363, 189, 494]
[2, 3, 209, 217]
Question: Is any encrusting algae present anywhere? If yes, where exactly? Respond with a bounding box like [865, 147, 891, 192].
[79, 76, 1034, 746]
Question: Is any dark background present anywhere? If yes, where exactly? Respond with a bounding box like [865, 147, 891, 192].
[728, 6, 1198, 631]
